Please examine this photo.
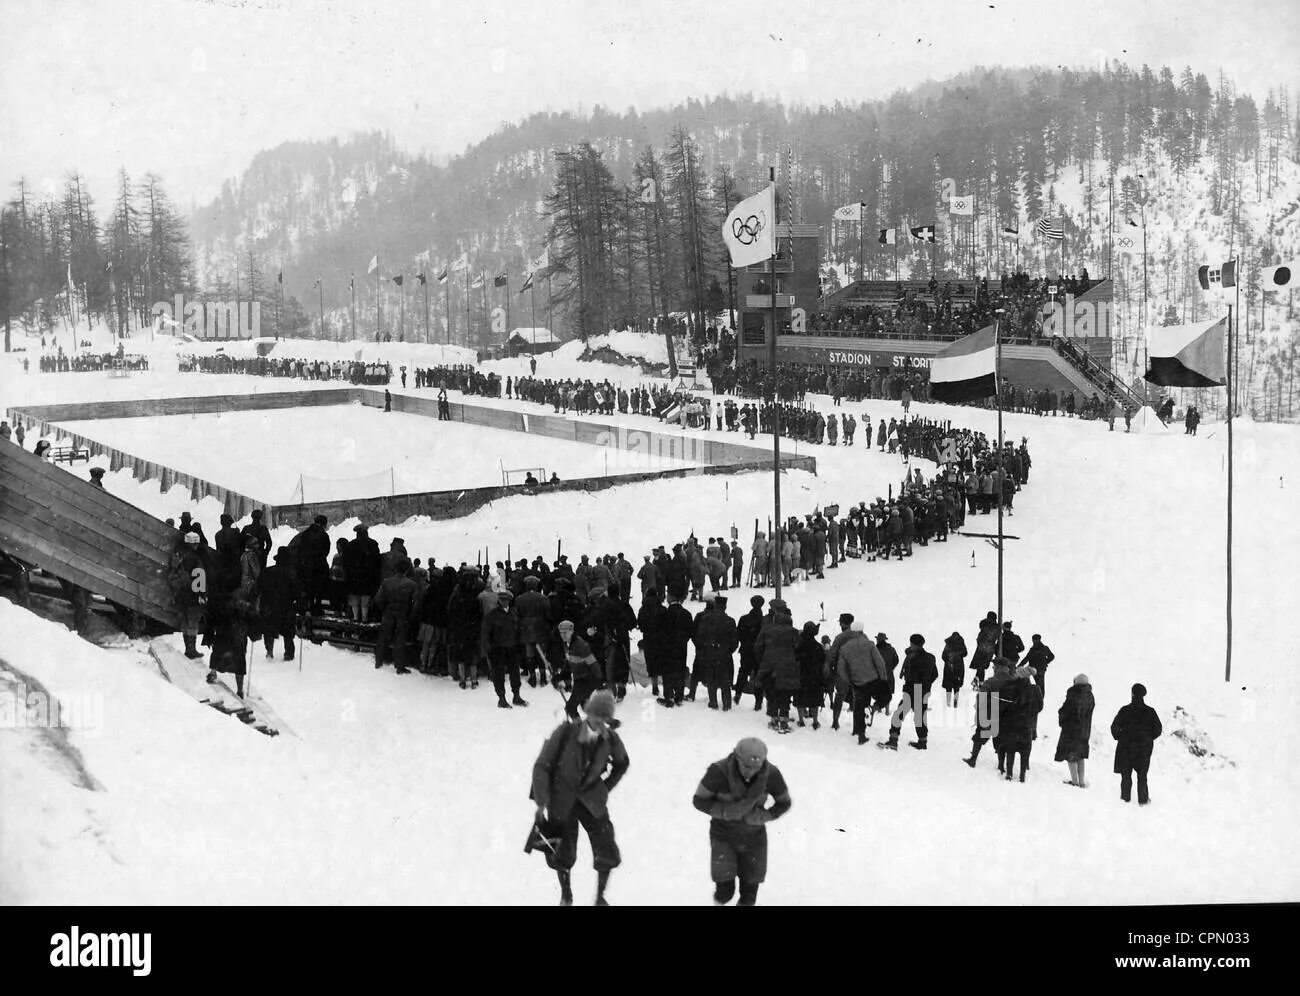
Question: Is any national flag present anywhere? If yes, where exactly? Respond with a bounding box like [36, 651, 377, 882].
[1000, 223, 1020, 241]
[451, 252, 469, 273]
[436, 267, 448, 284]
[493, 272, 508, 288]
[1144, 317, 1227, 387]
[833, 202, 865, 222]
[367, 254, 378, 274]
[66, 263, 79, 328]
[1035, 218, 1064, 241]
[722, 184, 775, 268]
[949, 195, 973, 216]
[1262, 260, 1296, 291]
[349, 274, 355, 291]
[1113, 217, 1143, 255]
[1196, 259, 1237, 291]
[471, 273, 484, 289]
[277, 270, 283, 284]
[929, 325, 996, 403]
[104, 260, 113, 273]
[392, 275, 404, 287]
[533, 248, 550, 272]
[416, 272, 426, 286]
[519, 272, 534, 294]
[910, 225, 935, 243]
[879, 228, 897, 246]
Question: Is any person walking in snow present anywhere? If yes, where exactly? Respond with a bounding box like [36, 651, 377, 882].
[531, 689, 629, 906]
[692, 737, 792, 906]
[882, 633, 937, 750]
[1055, 673, 1095, 787]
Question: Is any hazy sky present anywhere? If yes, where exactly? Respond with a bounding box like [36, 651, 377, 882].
[3, 0, 1297, 210]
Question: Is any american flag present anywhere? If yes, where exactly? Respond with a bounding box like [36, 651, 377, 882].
[1035, 218, 1064, 241]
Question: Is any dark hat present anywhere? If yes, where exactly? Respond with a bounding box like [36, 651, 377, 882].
[1003, 620, 1013, 628]
[909, 633, 924, 646]
[219, 513, 233, 524]
[839, 612, 855, 625]
[750, 595, 765, 608]
[584, 689, 617, 723]
[876, 632, 888, 641]
[497, 589, 514, 601]
[770, 598, 788, 612]
[314, 515, 328, 526]
[251, 509, 264, 519]
[1131, 682, 1147, 697]
[524, 575, 541, 589]
[354, 524, 367, 533]
[392, 537, 405, 547]
[89, 467, 105, 477]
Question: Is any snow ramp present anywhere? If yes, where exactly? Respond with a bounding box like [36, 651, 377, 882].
[0, 442, 181, 628]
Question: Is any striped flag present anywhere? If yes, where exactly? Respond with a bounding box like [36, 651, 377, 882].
[436, 267, 449, 284]
[1144, 318, 1227, 387]
[519, 272, 534, 294]
[929, 325, 996, 403]
[1000, 223, 1020, 241]
[1035, 218, 1064, 241]
[879, 228, 897, 246]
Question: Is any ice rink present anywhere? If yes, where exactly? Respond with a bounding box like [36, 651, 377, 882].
[56, 403, 706, 502]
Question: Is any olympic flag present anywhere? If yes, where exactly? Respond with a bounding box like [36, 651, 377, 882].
[723, 185, 775, 268]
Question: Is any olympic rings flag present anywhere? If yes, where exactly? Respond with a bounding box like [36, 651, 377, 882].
[722, 184, 776, 268]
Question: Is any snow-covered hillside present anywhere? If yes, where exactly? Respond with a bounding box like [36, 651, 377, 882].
[2, 345, 1297, 905]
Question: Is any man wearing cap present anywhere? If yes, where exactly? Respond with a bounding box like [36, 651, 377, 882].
[829, 620, 889, 744]
[515, 576, 553, 687]
[1110, 683, 1163, 805]
[256, 547, 307, 661]
[657, 590, 694, 707]
[170, 531, 209, 659]
[287, 514, 331, 614]
[556, 620, 600, 719]
[692, 738, 793, 906]
[239, 509, 273, 568]
[732, 595, 766, 709]
[882, 634, 938, 750]
[373, 556, 419, 673]
[213, 513, 243, 594]
[963, 658, 1018, 768]
[873, 632, 899, 714]
[482, 589, 528, 708]
[87, 466, 106, 489]
[532, 689, 629, 906]
[342, 524, 382, 622]
[379, 538, 409, 581]
[692, 592, 739, 710]
[1023, 634, 1054, 696]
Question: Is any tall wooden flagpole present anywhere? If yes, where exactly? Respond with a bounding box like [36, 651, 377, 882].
[375, 253, 381, 341]
[994, 309, 1006, 657]
[1226, 294, 1234, 683]
[768, 165, 782, 602]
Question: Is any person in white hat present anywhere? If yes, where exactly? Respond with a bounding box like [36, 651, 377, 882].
[692, 737, 792, 906]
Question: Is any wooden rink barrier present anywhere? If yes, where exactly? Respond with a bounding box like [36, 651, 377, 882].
[7, 388, 817, 531]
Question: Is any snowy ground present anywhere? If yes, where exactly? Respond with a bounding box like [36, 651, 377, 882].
[2, 324, 1299, 906]
[56, 406, 706, 503]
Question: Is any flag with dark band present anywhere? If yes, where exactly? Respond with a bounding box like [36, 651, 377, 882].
[519, 272, 534, 294]
[1197, 260, 1238, 290]
[1144, 317, 1227, 388]
[879, 228, 897, 246]
[416, 273, 426, 286]
[392, 275, 404, 287]
[493, 272, 508, 288]
[1035, 218, 1064, 240]
[929, 325, 996, 403]
[910, 225, 935, 243]
[436, 268, 449, 284]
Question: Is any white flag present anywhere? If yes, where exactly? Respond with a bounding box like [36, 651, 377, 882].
[723, 185, 775, 268]
[451, 252, 469, 273]
[833, 202, 864, 222]
[1263, 260, 1296, 290]
[1113, 218, 1143, 256]
[367, 254, 378, 274]
[949, 194, 973, 216]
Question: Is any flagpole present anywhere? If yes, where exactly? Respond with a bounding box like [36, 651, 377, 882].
[350, 275, 356, 342]
[504, 270, 511, 339]
[530, 277, 537, 354]
[1226, 299, 1234, 683]
[444, 272, 450, 345]
[375, 253, 380, 341]
[994, 310, 1005, 658]
[399, 279, 406, 342]
[424, 275, 430, 344]
[465, 266, 472, 349]
[317, 278, 325, 341]
[858, 208, 864, 284]
[769, 166, 782, 603]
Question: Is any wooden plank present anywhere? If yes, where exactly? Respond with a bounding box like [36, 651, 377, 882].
[0, 495, 170, 590]
[0, 489, 172, 579]
[1, 448, 179, 550]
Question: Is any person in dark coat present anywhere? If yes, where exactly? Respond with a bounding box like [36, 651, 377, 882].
[373, 557, 418, 673]
[1000, 620, 1025, 664]
[342, 524, 382, 621]
[446, 568, 484, 688]
[170, 531, 210, 659]
[255, 547, 306, 661]
[515, 576, 553, 688]
[873, 632, 899, 715]
[418, 566, 455, 675]
[1111, 683, 1162, 805]
[288, 515, 332, 613]
[733, 595, 766, 710]
[213, 513, 243, 594]
[1055, 673, 1096, 787]
[532, 689, 629, 906]
[753, 601, 799, 733]
[999, 666, 1044, 781]
[482, 590, 527, 708]
[691, 737, 792, 906]
[794, 621, 828, 729]
[239, 508, 273, 567]
[968, 611, 1000, 682]
[941, 631, 968, 707]
[692, 593, 739, 710]
[883, 634, 938, 749]
[206, 592, 256, 697]
[1023, 634, 1055, 696]
[636, 588, 668, 697]
[963, 659, 1016, 768]
[657, 591, 694, 707]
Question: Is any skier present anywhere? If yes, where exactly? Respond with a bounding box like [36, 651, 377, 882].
[691, 737, 792, 906]
[531, 689, 629, 906]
